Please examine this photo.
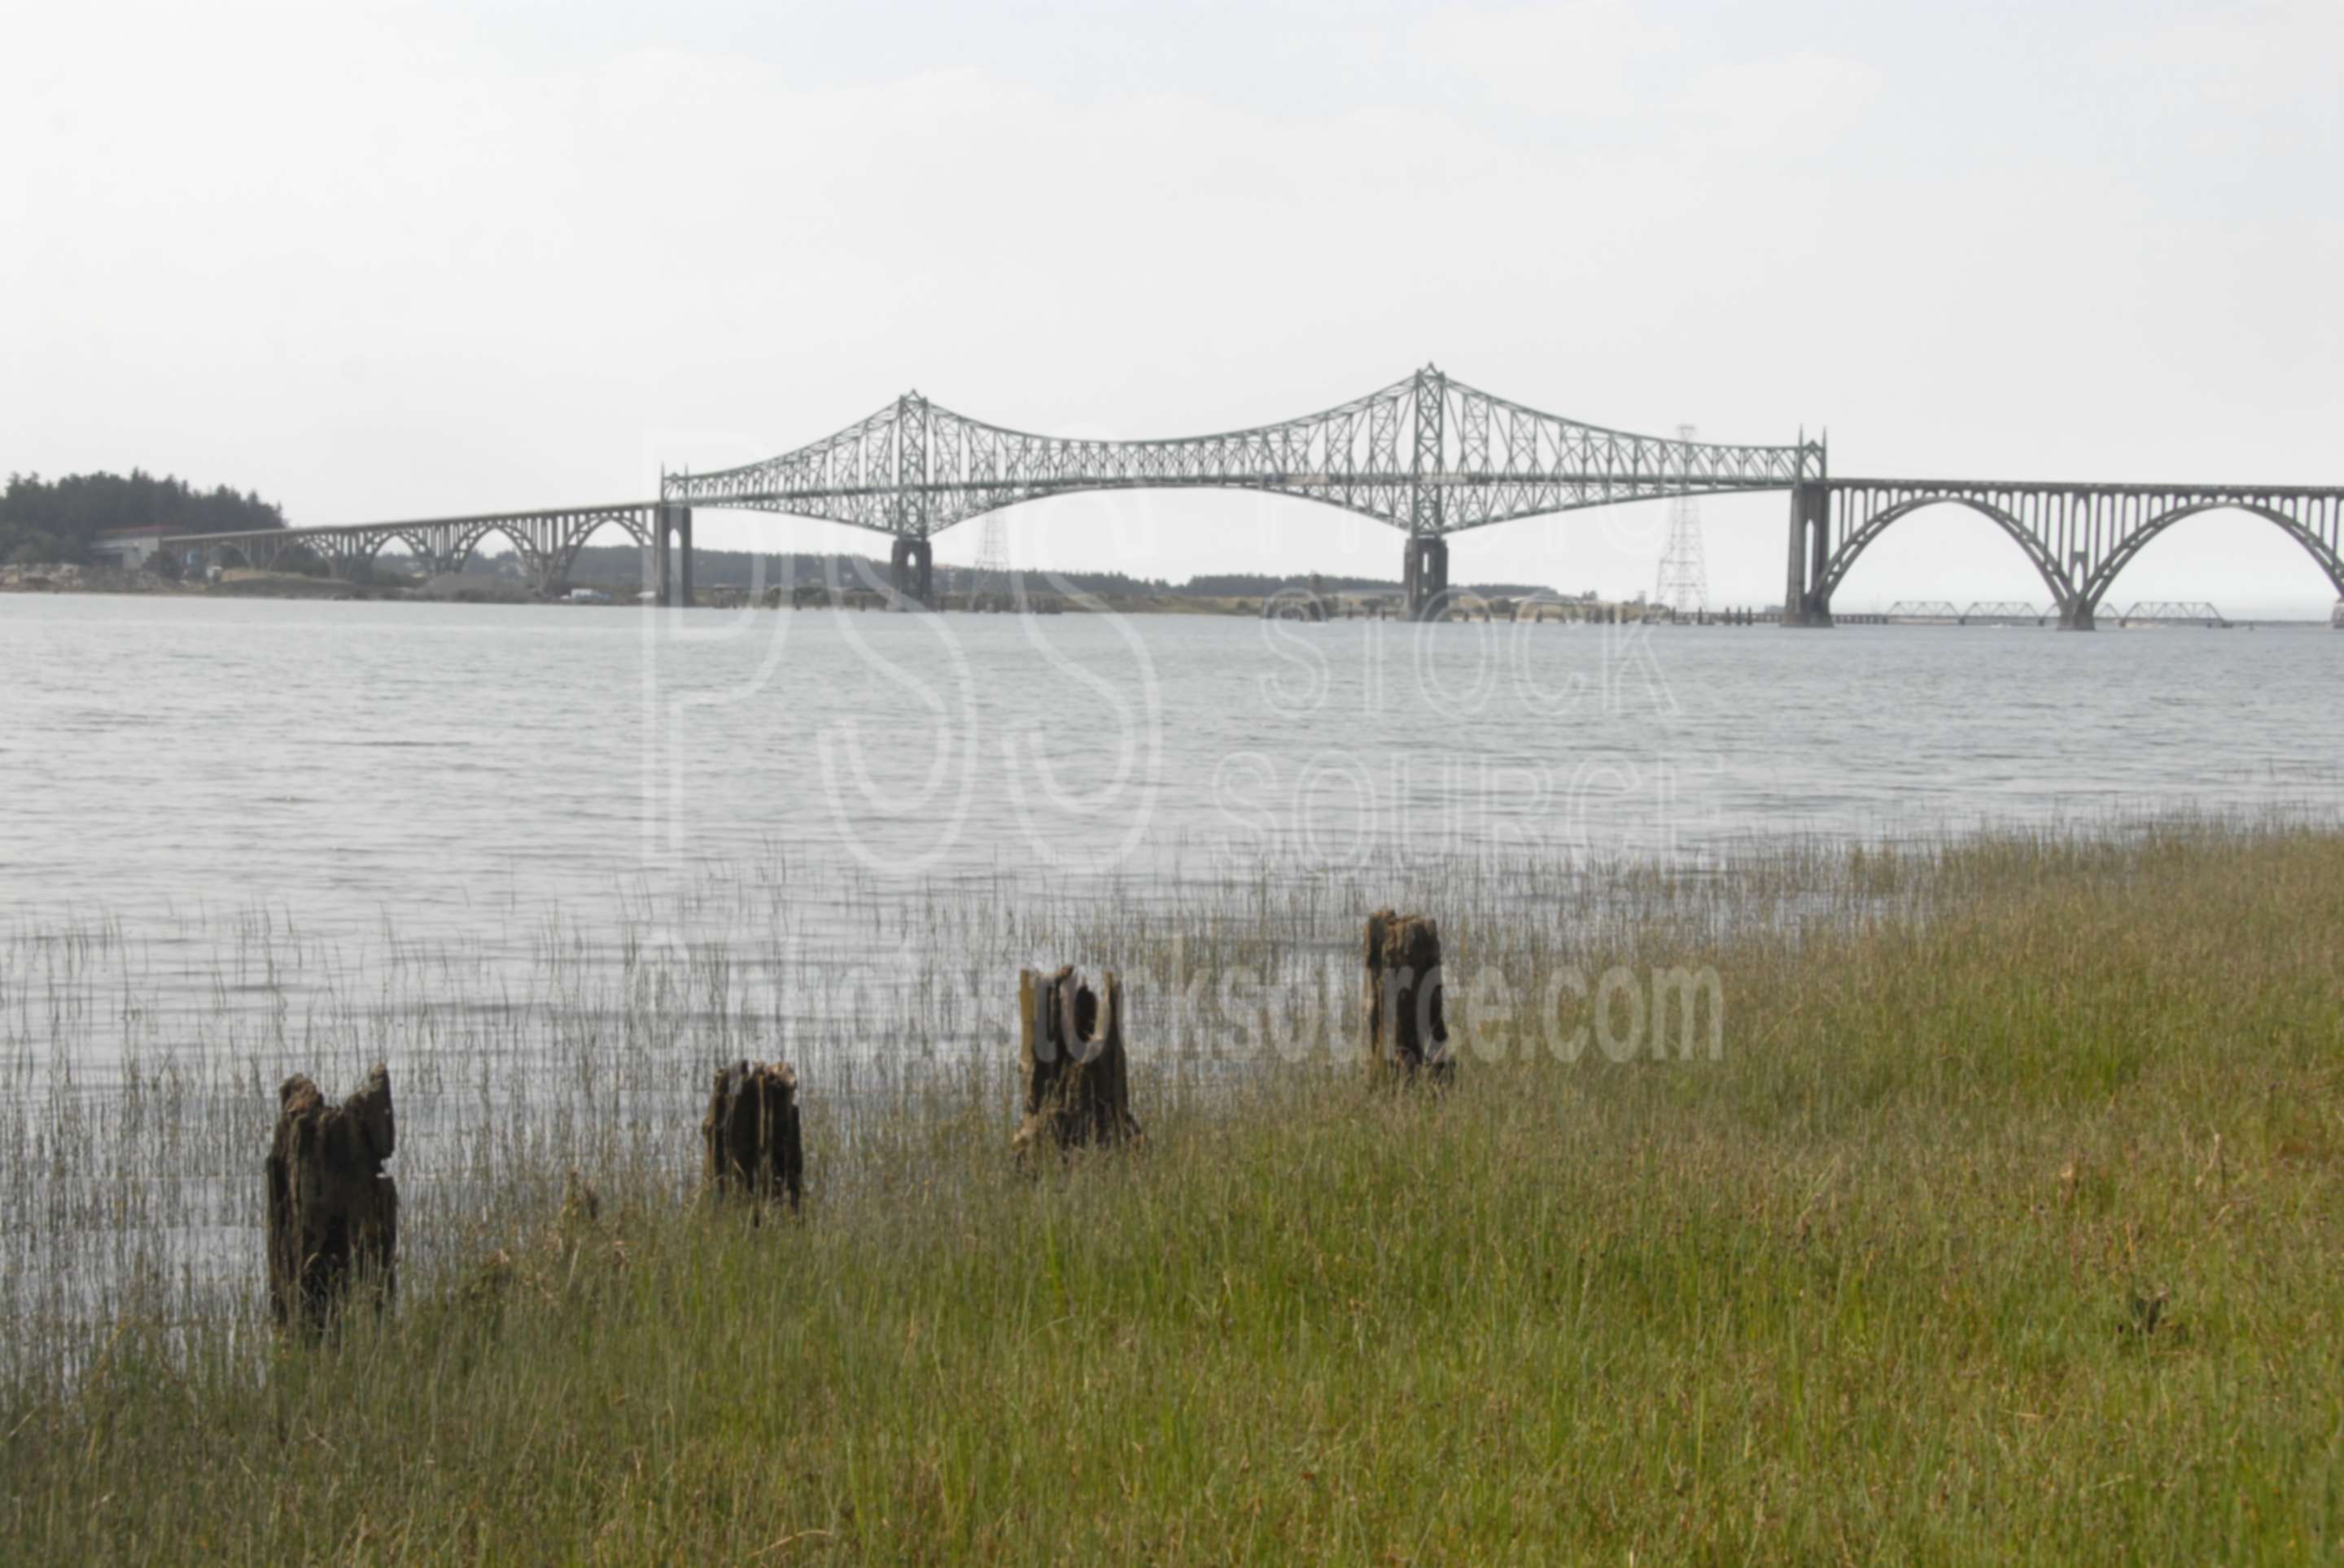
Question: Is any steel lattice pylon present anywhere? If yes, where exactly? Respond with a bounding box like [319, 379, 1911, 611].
[1652, 424, 1710, 614]
[973, 512, 1009, 590]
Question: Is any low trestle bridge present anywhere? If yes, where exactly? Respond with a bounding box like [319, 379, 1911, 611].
[160, 366, 2344, 625]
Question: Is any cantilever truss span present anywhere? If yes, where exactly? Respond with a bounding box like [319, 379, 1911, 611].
[660, 366, 1817, 538]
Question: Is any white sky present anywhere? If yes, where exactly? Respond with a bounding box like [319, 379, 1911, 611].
[4, 0, 2339, 614]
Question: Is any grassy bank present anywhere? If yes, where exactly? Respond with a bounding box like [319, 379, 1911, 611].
[4, 823, 2342, 1560]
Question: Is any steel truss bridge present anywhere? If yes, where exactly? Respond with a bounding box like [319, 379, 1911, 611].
[1875, 600, 2236, 628]
[159, 365, 2344, 625]
[2117, 601, 2232, 627]
[1883, 601, 2053, 626]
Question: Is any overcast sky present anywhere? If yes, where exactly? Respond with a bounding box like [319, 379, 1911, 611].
[5, 0, 2338, 613]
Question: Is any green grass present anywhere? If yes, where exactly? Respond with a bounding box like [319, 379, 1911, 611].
[5, 823, 2343, 1561]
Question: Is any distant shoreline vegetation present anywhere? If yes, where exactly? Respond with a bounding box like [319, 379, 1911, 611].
[561, 543, 1555, 600]
[0, 470, 286, 567]
[0, 474, 1570, 599]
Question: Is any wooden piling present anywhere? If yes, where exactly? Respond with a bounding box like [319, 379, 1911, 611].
[1015, 967, 1141, 1158]
[702, 1060, 804, 1212]
[1363, 911, 1454, 1083]
[265, 1064, 399, 1333]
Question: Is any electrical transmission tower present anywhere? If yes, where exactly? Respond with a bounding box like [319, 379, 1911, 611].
[1653, 423, 1710, 615]
[974, 513, 1009, 592]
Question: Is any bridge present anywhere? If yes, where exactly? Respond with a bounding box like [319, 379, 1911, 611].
[159, 366, 2344, 624]
[2116, 601, 2232, 628]
[1878, 601, 2052, 626]
[1786, 478, 2344, 630]
[1869, 599, 2236, 628]
[160, 500, 676, 596]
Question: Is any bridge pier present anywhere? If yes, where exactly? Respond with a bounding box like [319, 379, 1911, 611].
[654, 504, 693, 607]
[2058, 601, 2097, 631]
[1782, 480, 1835, 626]
[1404, 535, 1449, 620]
[890, 535, 933, 607]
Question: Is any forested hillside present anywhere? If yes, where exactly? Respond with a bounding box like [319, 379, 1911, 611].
[0, 471, 284, 566]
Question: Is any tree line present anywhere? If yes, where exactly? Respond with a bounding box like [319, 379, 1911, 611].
[0, 470, 286, 566]
[562, 546, 1553, 599]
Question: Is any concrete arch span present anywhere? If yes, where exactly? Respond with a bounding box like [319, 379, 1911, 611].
[2080, 500, 2344, 619]
[549, 511, 657, 592]
[1819, 494, 2084, 627]
[449, 522, 549, 581]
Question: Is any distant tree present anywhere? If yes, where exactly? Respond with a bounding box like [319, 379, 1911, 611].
[1, 524, 69, 566]
[276, 543, 328, 578]
[0, 471, 286, 565]
[1176, 571, 1550, 597]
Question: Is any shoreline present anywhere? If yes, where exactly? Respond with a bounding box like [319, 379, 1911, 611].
[6, 818, 2342, 1557]
[8, 568, 2336, 625]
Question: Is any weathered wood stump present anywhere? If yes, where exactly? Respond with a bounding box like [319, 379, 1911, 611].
[265, 1064, 399, 1333]
[702, 1059, 803, 1213]
[1014, 967, 1142, 1159]
[1363, 910, 1454, 1083]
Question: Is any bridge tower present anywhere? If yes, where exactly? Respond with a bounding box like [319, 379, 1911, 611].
[1402, 535, 1449, 617]
[889, 535, 933, 605]
[889, 392, 934, 606]
[654, 503, 693, 607]
[1780, 436, 1831, 626]
[1405, 365, 1450, 620]
[1653, 424, 1710, 616]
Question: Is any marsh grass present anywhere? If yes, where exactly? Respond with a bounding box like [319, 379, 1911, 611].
[2, 819, 2342, 1559]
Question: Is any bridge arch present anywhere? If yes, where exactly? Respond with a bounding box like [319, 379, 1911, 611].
[343, 529, 444, 580]
[1820, 495, 2079, 620]
[2079, 500, 2344, 617]
[549, 511, 654, 590]
[450, 521, 548, 579]
[403, 530, 448, 572]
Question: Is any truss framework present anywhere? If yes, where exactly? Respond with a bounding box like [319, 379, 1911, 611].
[661, 367, 1817, 538]
[1962, 601, 2052, 625]
[1652, 424, 1711, 614]
[2118, 601, 2231, 627]
[151, 370, 2344, 629]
